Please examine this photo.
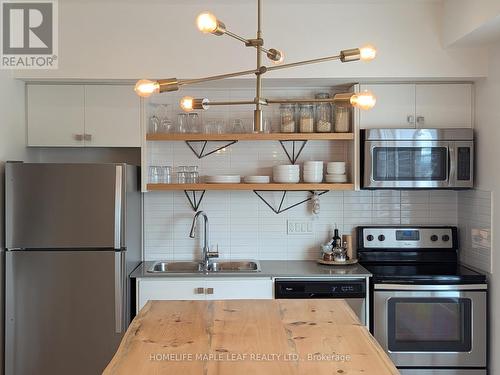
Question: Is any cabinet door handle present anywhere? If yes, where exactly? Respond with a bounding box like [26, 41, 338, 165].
[407, 115, 415, 125]
[84, 133, 92, 141]
[74, 134, 83, 141]
[195, 287, 204, 294]
[206, 287, 214, 295]
[416, 116, 425, 125]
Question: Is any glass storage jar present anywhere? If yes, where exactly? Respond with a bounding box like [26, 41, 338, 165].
[299, 104, 315, 133]
[280, 104, 296, 133]
[315, 93, 332, 132]
[334, 105, 351, 133]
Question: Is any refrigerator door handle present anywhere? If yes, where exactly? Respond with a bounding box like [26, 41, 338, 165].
[114, 252, 125, 334]
[114, 165, 123, 250]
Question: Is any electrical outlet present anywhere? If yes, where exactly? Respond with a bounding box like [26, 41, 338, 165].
[287, 220, 313, 235]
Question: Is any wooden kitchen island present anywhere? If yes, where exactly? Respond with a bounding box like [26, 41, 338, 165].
[104, 300, 399, 375]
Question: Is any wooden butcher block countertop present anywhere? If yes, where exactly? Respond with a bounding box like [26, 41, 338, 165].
[104, 300, 399, 375]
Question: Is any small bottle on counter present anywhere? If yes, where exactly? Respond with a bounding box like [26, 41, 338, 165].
[331, 227, 342, 248]
[342, 234, 354, 260]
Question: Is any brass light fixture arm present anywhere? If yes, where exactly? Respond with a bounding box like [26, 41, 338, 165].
[136, 0, 376, 129]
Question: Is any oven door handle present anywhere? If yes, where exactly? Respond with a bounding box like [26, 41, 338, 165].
[374, 283, 487, 291]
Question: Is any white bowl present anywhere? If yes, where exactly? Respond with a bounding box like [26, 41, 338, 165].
[304, 167, 324, 173]
[273, 176, 300, 183]
[303, 161, 323, 167]
[327, 162, 346, 174]
[327, 168, 346, 175]
[273, 164, 300, 170]
[325, 174, 347, 183]
[303, 176, 323, 183]
[274, 171, 300, 176]
[303, 170, 323, 176]
[244, 176, 270, 184]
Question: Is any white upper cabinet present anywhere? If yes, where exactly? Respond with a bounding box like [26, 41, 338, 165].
[27, 85, 85, 147]
[84, 85, 141, 147]
[358, 83, 473, 129]
[415, 84, 473, 128]
[359, 84, 416, 129]
[27, 84, 141, 147]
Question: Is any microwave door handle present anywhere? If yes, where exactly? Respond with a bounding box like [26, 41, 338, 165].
[448, 145, 456, 186]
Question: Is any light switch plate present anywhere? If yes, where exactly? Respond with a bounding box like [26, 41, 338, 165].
[287, 220, 313, 235]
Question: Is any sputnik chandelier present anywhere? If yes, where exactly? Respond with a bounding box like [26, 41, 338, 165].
[135, 0, 377, 133]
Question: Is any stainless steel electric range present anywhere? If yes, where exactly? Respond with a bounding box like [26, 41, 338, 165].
[357, 226, 488, 375]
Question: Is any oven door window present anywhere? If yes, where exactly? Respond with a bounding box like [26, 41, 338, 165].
[387, 298, 472, 352]
[373, 147, 447, 181]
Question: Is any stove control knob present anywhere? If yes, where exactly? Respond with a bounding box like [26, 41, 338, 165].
[442, 234, 450, 242]
[430, 235, 438, 242]
[366, 235, 374, 242]
[378, 235, 385, 241]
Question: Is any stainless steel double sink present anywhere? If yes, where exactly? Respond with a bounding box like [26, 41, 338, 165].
[147, 260, 261, 273]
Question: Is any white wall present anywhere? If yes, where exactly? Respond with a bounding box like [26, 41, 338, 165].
[15, 0, 488, 80]
[473, 41, 500, 374]
[442, 0, 500, 47]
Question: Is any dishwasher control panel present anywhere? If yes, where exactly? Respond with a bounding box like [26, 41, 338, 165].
[275, 279, 366, 299]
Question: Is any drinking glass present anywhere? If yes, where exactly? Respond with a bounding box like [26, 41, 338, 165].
[149, 166, 162, 183]
[161, 166, 172, 184]
[232, 119, 244, 133]
[188, 172, 199, 183]
[177, 113, 188, 133]
[188, 113, 201, 133]
[177, 172, 188, 184]
[216, 120, 226, 134]
[160, 118, 174, 133]
[149, 116, 160, 134]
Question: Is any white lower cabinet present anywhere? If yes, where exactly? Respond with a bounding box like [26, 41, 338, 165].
[136, 278, 274, 311]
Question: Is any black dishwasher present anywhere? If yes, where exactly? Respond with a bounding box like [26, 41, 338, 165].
[274, 279, 367, 325]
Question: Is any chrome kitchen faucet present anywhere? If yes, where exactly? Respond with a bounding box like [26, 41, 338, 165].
[189, 211, 218, 271]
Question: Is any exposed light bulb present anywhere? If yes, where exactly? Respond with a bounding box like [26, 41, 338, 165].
[134, 79, 159, 98]
[269, 49, 285, 65]
[351, 90, 376, 110]
[180, 96, 194, 112]
[196, 12, 218, 34]
[359, 45, 377, 61]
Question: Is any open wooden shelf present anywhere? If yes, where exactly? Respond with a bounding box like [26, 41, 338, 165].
[147, 183, 354, 191]
[146, 132, 354, 141]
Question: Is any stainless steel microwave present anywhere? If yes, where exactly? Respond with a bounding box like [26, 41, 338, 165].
[361, 128, 474, 189]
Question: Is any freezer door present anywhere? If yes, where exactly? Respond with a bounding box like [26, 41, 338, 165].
[5, 251, 126, 375]
[5, 162, 124, 249]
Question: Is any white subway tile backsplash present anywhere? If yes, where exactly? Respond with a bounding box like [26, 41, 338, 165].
[457, 190, 492, 273]
[144, 186, 462, 260]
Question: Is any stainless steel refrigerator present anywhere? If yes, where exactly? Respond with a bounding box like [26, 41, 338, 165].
[4, 162, 141, 375]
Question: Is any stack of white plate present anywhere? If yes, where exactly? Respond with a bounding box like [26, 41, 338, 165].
[326, 162, 347, 183]
[303, 161, 324, 183]
[244, 175, 270, 184]
[206, 175, 241, 184]
[273, 165, 300, 183]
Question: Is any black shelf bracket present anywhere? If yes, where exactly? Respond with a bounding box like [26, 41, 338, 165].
[185, 140, 238, 159]
[253, 190, 329, 214]
[278, 140, 308, 164]
[184, 190, 206, 211]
